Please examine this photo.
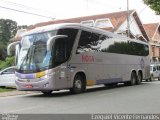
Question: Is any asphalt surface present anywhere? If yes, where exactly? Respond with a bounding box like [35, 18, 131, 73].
[0, 81, 160, 114]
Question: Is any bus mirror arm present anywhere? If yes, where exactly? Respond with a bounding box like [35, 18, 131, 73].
[7, 41, 20, 56]
[47, 35, 68, 51]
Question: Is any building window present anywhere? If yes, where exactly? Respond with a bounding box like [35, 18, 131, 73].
[81, 20, 94, 27]
[95, 18, 114, 28]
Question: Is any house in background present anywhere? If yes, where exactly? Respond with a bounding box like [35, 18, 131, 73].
[29, 10, 149, 42]
[144, 23, 160, 61]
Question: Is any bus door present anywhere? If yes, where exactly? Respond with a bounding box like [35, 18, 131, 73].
[54, 38, 70, 89]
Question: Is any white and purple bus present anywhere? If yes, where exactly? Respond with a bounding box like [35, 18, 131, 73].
[7, 23, 150, 95]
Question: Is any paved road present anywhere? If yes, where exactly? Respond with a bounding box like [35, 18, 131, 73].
[0, 81, 160, 114]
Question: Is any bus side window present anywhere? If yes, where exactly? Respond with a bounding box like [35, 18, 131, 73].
[76, 31, 92, 54]
[54, 38, 67, 66]
[76, 31, 105, 54]
[57, 28, 78, 57]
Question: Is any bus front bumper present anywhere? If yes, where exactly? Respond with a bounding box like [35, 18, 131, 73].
[15, 77, 55, 91]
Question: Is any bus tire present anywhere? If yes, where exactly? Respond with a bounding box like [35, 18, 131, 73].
[126, 72, 137, 86]
[150, 75, 154, 82]
[70, 74, 86, 94]
[41, 90, 52, 95]
[136, 72, 142, 85]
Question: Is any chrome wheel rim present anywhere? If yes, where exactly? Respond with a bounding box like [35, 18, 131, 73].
[75, 79, 82, 89]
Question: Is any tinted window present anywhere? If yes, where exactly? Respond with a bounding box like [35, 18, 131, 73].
[76, 30, 110, 53]
[76, 30, 149, 56]
[57, 28, 78, 55]
[54, 38, 67, 66]
[129, 42, 149, 56]
[153, 67, 156, 71]
[157, 66, 159, 70]
[102, 41, 149, 56]
[101, 39, 128, 54]
[53, 28, 78, 67]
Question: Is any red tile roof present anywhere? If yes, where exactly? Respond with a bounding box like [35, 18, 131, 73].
[29, 10, 134, 31]
[143, 23, 160, 39]
[28, 10, 149, 41]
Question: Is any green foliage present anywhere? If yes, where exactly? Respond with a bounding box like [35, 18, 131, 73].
[0, 56, 15, 70]
[0, 19, 17, 43]
[0, 18, 28, 68]
[0, 42, 7, 60]
[144, 0, 160, 15]
[0, 87, 15, 92]
[0, 19, 17, 60]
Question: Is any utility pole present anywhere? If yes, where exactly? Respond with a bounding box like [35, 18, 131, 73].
[127, 0, 130, 38]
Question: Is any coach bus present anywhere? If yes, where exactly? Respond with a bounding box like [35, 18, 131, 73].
[7, 23, 150, 95]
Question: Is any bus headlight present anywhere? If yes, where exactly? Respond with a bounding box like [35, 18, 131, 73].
[40, 74, 49, 79]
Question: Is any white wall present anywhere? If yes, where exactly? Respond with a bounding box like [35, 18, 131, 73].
[116, 15, 142, 36]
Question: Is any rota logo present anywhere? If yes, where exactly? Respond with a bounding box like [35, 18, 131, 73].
[82, 55, 94, 62]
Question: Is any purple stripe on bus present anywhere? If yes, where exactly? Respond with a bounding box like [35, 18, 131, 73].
[96, 78, 123, 84]
[15, 72, 35, 79]
[24, 74, 35, 79]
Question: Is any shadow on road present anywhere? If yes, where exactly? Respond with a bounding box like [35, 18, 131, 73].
[26, 82, 151, 98]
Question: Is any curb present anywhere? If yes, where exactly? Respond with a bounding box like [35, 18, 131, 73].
[0, 90, 33, 97]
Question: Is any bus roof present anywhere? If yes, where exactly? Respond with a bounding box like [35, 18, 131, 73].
[24, 23, 148, 45]
[24, 23, 81, 35]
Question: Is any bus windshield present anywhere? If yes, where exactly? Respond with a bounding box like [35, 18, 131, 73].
[16, 28, 78, 73]
[16, 31, 56, 73]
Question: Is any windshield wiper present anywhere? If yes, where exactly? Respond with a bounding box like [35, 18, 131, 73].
[19, 48, 31, 71]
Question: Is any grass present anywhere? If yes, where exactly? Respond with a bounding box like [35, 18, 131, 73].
[0, 87, 15, 93]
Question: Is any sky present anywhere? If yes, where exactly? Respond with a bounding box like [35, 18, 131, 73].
[0, 0, 159, 26]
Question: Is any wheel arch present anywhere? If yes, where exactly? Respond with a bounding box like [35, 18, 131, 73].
[130, 69, 137, 77]
[138, 69, 143, 79]
[71, 71, 86, 87]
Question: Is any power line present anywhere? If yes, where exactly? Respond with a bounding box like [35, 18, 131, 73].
[0, 0, 52, 14]
[0, 5, 55, 19]
[1, 0, 38, 10]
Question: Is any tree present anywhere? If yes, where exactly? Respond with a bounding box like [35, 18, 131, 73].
[0, 19, 17, 43]
[0, 56, 15, 70]
[0, 19, 17, 60]
[143, 0, 160, 15]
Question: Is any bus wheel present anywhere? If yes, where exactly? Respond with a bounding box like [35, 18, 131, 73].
[136, 72, 142, 85]
[127, 72, 136, 86]
[70, 75, 86, 94]
[150, 75, 154, 82]
[41, 90, 52, 95]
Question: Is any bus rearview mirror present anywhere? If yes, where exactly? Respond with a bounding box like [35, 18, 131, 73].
[47, 35, 68, 51]
[7, 41, 20, 56]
